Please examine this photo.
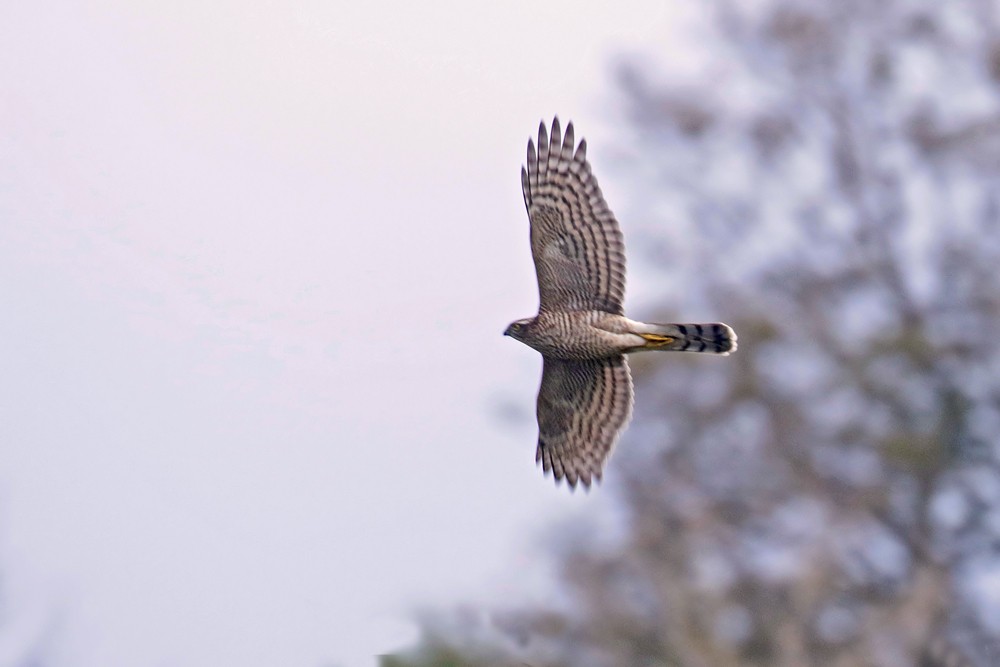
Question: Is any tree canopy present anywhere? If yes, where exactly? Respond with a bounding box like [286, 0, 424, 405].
[387, 1, 1000, 665]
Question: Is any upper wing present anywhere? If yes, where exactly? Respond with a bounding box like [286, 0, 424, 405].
[521, 118, 627, 315]
[535, 355, 634, 489]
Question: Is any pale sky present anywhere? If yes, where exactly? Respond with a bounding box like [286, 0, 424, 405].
[0, 2, 691, 665]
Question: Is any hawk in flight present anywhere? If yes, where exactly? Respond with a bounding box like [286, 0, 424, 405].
[505, 118, 737, 489]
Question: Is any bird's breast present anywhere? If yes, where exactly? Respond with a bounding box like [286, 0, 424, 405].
[520, 311, 633, 360]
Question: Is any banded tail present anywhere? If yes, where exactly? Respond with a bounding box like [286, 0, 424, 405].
[633, 322, 737, 355]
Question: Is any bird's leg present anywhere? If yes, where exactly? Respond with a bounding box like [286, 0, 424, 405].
[637, 333, 676, 348]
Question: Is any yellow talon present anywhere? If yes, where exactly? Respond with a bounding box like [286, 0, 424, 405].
[639, 333, 675, 348]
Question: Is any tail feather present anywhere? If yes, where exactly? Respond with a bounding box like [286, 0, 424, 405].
[635, 322, 737, 355]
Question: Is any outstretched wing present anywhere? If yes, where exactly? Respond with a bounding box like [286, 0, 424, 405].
[521, 118, 627, 315]
[535, 355, 634, 488]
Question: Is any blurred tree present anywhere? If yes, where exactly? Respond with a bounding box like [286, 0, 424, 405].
[386, 0, 1000, 665]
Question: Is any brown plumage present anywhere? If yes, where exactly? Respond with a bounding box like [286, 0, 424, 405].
[505, 118, 737, 489]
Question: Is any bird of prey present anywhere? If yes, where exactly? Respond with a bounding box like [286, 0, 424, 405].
[504, 117, 737, 489]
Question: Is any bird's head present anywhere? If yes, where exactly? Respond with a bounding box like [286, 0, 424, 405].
[503, 317, 533, 342]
